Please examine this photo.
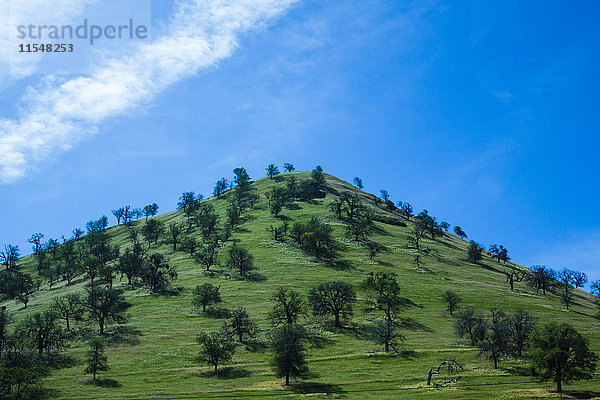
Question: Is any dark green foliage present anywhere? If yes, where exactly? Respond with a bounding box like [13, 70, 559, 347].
[226, 245, 254, 277]
[557, 268, 575, 310]
[19, 310, 65, 358]
[308, 281, 356, 327]
[363, 241, 387, 260]
[475, 309, 510, 369]
[117, 244, 145, 286]
[268, 288, 306, 326]
[194, 204, 219, 240]
[454, 306, 485, 346]
[453, 226, 467, 239]
[51, 294, 83, 331]
[526, 265, 556, 295]
[0, 366, 51, 400]
[177, 191, 202, 231]
[194, 237, 221, 271]
[192, 283, 222, 313]
[488, 244, 509, 264]
[84, 338, 109, 381]
[12, 272, 36, 308]
[166, 222, 183, 251]
[344, 212, 374, 242]
[416, 210, 441, 240]
[0, 306, 10, 359]
[142, 219, 164, 247]
[28, 233, 45, 255]
[407, 222, 427, 251]
[224, 307, 257, 343]
[441, 290, 461, 315]
[283, 163, 295, 173]
[353, 176, 363, 189]
[233, 167, 251, 188]
[506, 309, 536, 358]
[213, 178, 229, 197]
[467, 241, 483, 263]
[0, 244, 20, 271]
[142, 253, 177, 293]
[271, 324, 308, 385]
[83, 286, 129, 335]
[397, 201, 413, 220]
[530, 323, 598, 393]
[180, 236, 199, 257]
[267, 187, 288, 217]
[362, 272, 414, 352]
[266, 164, 280, 179]
[197, 331, 236, 371]
[439, 221, 450, 232]
[293, 217, 335, 260]
[142, 203, 159, 219]
[371, 318, 403, 353]
[504, 266, 524, 291]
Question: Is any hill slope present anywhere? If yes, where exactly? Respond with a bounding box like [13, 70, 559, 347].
[5, 171, 599, 399]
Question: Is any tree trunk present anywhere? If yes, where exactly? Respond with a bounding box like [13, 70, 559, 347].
[214, 364, 218, 372]
[557, 379, 562, 393]
[334, 313, 340, 327]
[285, 372, 289, 385]
[66, 317, 70, 331]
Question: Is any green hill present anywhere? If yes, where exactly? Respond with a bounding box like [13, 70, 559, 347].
[4, 170, 599, 399]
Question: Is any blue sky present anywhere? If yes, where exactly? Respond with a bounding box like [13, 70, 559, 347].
[1, 1, 599, 288]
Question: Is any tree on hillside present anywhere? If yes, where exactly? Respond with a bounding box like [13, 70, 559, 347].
[488, 244, 509, 264]
[1, 244, 20, 270]
[19, 310, 66, 359]
[166, 222, 183, 251]
[380, 190, 389, 203]
[506, 309, 536, 358]
[180, 236, 199, 257]
[504, 266, 524, 291]
[571, 270, 588, 289]
[227, 245, 254, 277]
[12, 272, 36, 308]
[213, 177, 229, 197]
[28, 233, 45, 255]
[85, 338, 109, 381]
[591, 281, 600, 319]
[267, 187, 288, 217]
[51, 294, 83, 331]
[344, 212, 375, 242]
[397, 201, 413, 220]
[117, 244, 145, 286]
[476, 309, 510, 369]
[467, 241, 484, 263]
[340, 192, 364, 221]
[142, 218, 164, 247]
[194, 238, 221, 272]
[271, 324, 308, 385]
[362, 272, 415, 352]
[192, 283, 222, 313]
[266, 164, 280, 179]
[143, 203, 159, 220]
[197, 331, 236, 372]
[0, 306, 10, 359]
[353, 176, 363, 189]
[557, 268, 575, 310]
[526, 265, 556, 295]
[233, 167, 251, 191]
[177, 191, 201, 231]
[296, 217, 336, 260]
[224, 307, 257, 344]
[417, 210, 441, 240]
[112, 207, 125, 225]
[83, 286, 129, 335]
[453, 226, 467, 239]
[407, 222, 427, 251]
[530, 323, 598, 393]
[141, 253, 177, 293]
[442, 290, 461, 316]
[308, 281, 356, 327]
[283, 163, 295, 172]
[269, 288, 306, 326]
[454, 306, 485, 346]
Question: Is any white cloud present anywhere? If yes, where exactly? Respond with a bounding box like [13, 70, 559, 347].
[0, 0, 298, 183]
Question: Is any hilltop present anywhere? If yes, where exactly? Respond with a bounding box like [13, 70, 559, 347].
[3, 170, 599, 399]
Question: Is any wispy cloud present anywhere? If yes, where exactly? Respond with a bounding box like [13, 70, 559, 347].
[0, 0, 298, 183]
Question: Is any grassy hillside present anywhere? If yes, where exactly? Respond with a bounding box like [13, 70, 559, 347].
[5, 171, 600, 399]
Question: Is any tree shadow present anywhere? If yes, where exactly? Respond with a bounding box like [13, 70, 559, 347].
[399, 317, 433, 333]
[152, 286, 184, 297]
[47, 353, 78, 369]
[562, 390, 600, 399]
[324, 259, 354, 270]
[243, 339, 269, 353]
[285, 203, 302, 211]
[204, 308, 231, 319]
[241, 272, 267, 282]
[105, 325, 142, 346]
[198, 367, 251, 379]
[83, 378, 121, 387]
[289, 381, 344, 394]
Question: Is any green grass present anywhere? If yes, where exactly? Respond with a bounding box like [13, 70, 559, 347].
[5, 171, 600, 399]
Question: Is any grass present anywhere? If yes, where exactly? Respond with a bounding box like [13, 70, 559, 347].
[4, 171, 600, 399]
